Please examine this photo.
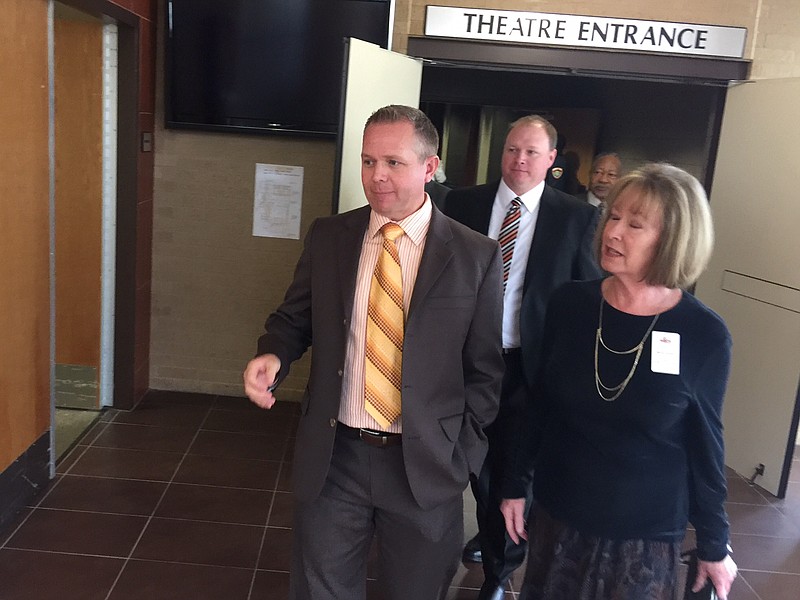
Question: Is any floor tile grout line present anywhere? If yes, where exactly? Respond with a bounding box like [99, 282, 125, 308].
[63, 444, 284, 463]
[725, 500, 773, 506]
[52, 471, 286, 493]
[247, 407, 296, 600]
[2, 414, 118, 551]
[5, 504, 279, 529]
[53, 408, 108, 457]
[5, 505, 152, 521]
[728, 530, 800, 541]
[735, 571, 764, 600]
[5, 547, 291, 572]
[1, 452, 90, 547]
[730, 496, 800, 518]
[41, 422, 116, 504]
[738, 567, 800, 575]
[102, 399, 217, 600]
[0, 509, 36, 552]
[90, 427, 287, 443]
[0, 546, 139, 561]
[57, 440, 94, 478]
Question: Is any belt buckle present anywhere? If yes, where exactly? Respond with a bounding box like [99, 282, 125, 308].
[359, 429, 384, 445]
[359, 428, 399, 447]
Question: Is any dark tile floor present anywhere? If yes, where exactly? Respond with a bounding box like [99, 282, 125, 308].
[1, 390, 798, 599]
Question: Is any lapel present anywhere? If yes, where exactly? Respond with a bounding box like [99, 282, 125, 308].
[408, 207, 454, 320]
[337, 207, 370, 318]
[472, 181, 500, 234]
[523, 185, 560, 294]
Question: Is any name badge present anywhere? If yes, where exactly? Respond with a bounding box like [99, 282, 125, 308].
[651, 331, 680, 375]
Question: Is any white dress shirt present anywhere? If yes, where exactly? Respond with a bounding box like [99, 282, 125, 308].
[586, 190, 602, 207]
[487, 180, 543, 349]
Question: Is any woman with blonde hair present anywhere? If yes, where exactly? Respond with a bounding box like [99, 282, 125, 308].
[501, 163, 738, 599]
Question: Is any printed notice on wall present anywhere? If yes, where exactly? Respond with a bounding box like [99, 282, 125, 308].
[253, 163, 303, 239]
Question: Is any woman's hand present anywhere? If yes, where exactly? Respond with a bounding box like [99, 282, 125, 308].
[694, 555, 737, 600]
[499, 498, 527, 545]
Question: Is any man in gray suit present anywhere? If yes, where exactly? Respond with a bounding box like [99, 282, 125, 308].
[243, 105, 504, 599]
[444, 115, 602, 600]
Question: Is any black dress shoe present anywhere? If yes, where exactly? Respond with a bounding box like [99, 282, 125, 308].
[476, 581, 506, 600]
[461, 534, 482, 563]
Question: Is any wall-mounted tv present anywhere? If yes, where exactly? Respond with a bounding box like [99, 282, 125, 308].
[165, 0, 391, 137]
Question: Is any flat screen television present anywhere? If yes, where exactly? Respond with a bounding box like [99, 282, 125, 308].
[164, 0, 391, 137]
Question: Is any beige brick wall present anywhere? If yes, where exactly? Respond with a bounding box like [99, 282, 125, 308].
[150, 0, 800, 399]
[150, 128, 332, 400]
[751, 0, 800, 78]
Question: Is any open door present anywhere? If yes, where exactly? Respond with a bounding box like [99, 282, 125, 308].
[53, 5, 117, 414]
[333, 38, 423, 214]
[695, 78, 800, 497]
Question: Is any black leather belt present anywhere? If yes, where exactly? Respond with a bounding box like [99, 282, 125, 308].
[338, 423, 402, 447]
[502, 347, 521, 355]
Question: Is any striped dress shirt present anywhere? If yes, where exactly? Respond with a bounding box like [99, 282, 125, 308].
[338, 197, 432, 432]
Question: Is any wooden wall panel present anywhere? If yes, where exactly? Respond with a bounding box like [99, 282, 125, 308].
[0, 0, 51, 471]
[54, 17, 103, 371]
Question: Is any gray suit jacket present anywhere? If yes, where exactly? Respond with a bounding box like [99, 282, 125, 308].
[444, 181, 602, 396]
[258, 204, 504, 509]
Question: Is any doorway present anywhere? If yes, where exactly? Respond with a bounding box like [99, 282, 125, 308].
[420, 65, 726, 191]
[52, 2, 117, 460]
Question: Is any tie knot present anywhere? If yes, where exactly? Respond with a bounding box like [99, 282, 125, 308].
[511, 197, 522, 210]
[381, 222, 404, 242]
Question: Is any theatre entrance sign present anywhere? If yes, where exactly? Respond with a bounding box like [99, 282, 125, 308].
[424, 6, 747, 59]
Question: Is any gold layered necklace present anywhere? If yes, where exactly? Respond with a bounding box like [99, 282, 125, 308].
[594, 296, 660, 402]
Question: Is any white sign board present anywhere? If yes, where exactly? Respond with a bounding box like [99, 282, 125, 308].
[425, 6, 747, 59]
[252, 163, 303, 239]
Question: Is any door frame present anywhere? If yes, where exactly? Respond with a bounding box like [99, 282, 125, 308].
[53, 0, 142, 411]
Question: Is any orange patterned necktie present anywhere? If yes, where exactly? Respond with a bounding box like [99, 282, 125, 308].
[364, 222, 404, 429]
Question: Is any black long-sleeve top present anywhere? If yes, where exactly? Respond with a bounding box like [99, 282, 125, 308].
[505, 279, 732, 561]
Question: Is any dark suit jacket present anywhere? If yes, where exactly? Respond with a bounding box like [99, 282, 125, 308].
[574, 191, 602, 207]
[444, 181, 602, 393]
[425, 180, 451, 210]
[257, 204, 504, 510]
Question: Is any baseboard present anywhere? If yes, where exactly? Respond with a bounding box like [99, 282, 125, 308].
[0, 432, 50, 535]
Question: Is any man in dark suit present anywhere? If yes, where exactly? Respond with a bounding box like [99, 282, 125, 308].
[243, 105, 504, 599]
[425, 179, 451, 210]
[575, 152, 622, 208]
[444, 115, 602, 600]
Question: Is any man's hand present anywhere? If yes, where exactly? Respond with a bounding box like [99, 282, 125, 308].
[499, 498, 528, 545]
[243, 354, 282, 409]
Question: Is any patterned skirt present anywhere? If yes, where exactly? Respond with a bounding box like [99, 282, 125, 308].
[519, 505, 681, 600]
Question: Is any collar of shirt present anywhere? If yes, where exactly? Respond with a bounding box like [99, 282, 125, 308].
[587, 190, 602, 207]
[498, 179, 545, 215]
[368, 196, 432, 246]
